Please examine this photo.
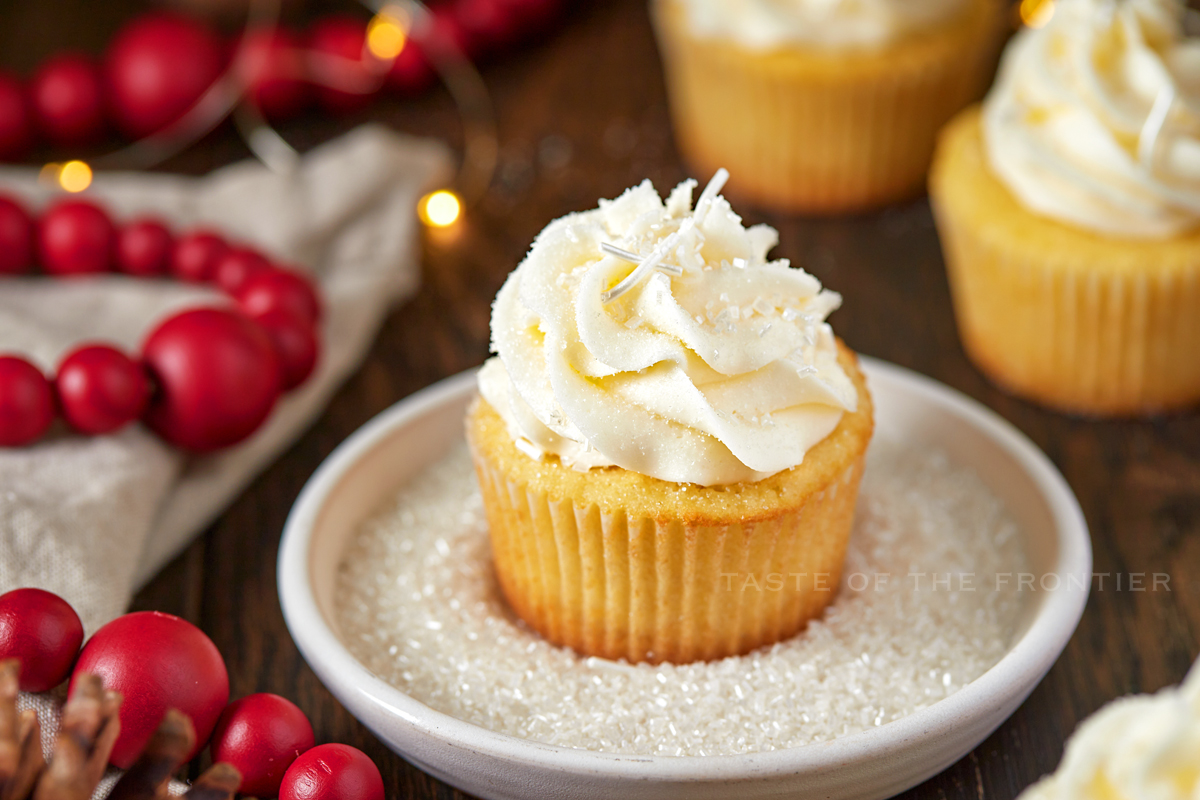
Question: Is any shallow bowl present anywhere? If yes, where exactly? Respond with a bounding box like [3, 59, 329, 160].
[278, 358, 1091, 800]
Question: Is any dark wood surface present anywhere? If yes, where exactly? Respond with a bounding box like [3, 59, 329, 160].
[3, 0, 1199, 797]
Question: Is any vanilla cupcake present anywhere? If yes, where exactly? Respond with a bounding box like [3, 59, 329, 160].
[651, 0, 1007, 214]
[467, 171, 874, 664]
[931, 0, 1200, 415]
[1018, 657, 1199, 800]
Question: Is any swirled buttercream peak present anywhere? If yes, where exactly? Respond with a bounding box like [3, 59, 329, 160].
[478, 172, 857, 487]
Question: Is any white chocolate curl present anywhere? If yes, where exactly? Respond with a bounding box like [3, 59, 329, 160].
[673, 0, 969, 49]
[984, 0, 1200, 238]
[478, 176, 857, 487]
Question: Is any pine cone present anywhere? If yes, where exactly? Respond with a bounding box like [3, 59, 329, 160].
[0, 660, 241, 800]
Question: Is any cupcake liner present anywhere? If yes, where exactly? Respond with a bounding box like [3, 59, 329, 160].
[932, 109, 1200, 415]
[472, 443, 866, 664]
[652, 0, 1006, 214]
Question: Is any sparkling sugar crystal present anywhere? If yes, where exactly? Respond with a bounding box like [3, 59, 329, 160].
[335, 440, 1027, 756]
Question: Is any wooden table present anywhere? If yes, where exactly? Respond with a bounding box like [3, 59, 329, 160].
[3, 1, 1198, 797]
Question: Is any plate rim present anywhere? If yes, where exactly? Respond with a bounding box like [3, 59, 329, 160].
[278, 357, 1092, 781]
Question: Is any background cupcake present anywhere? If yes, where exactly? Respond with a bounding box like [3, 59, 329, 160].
[652, 0, 1008, 214]
[931, 0, 1200, 415]
[468, 172, 874, 664]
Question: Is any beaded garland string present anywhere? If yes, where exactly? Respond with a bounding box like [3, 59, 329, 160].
[0, 0, 568, 226]
[0, 192, 322, 451]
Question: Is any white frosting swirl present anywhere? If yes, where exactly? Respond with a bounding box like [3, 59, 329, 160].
[984, 0, 1200, 238]
[479, 175, 857, 487]
[1018, 658, 1200, 800]
[672, 0, 968, 50]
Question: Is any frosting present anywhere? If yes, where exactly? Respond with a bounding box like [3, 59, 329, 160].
[983, 0, 1200, 238]
[672, 0, 969, 50]
[1018, 658, 1200, 800]
[479, 172, 858, 487]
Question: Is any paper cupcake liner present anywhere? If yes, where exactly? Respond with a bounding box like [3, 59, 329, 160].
[471, 448, 865, 665]
[652, 0, 1006, 214]
[932, 109, 1200, 415]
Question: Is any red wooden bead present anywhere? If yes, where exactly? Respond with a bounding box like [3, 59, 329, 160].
[56, 344, 149, 435]
[280, 744, 384, 800]
[0, 356, 54, 447]
[211, 693, 315, 797]
[141, 308, 281, 452]
[0, 588, 84, 693]
[306, 15, 381, 114]
[115, 217, 173, 277]
[0, 71, 31, 161]
[37, 199, 115, 276]
[104, 12, 224, 139]
[70, 611, 229, 769]
[29, 53, 106, 147]
[254, 309, 319, 390]
[171, 230, 228, 283]
[213, 246, 271, 294]
[236, 268, 322, 326]
[0, 195, 33, 275]
[235, 26, 309, 121]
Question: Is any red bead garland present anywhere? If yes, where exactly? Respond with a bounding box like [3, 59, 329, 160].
[29, 53, 106, 148]
[280, 743, 385, 800]
[103, 12, 226, 140]
[0, 588, 85, 693]
[142, 308, 282, 452]
[56, 344, 150, 435]
[71, 610, 230, 769]
[37, 198, 115, 276]
[211, 693, 315, 797]
[0, 357, 55, 447]
[0, 196, 33, 274]
[0, 192, 322, 452]
[0, 0, 567, 161]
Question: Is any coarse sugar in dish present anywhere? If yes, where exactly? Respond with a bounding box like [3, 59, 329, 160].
[334, 438, 1027, 757]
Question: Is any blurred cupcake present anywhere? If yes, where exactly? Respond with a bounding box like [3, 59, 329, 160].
[931, 0, 1200, 415]
[651, 0, 1007, 214]
[467, 171, 874, 664]
[1018, 656, 1199, 800]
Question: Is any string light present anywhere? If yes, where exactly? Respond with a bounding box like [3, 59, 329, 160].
[37, 161, 94, 192]
[1019, 0, 1055, 28]
[59, 160, 93, 192]
[366, 7, 410, 60]
[418, 190, 462, 227]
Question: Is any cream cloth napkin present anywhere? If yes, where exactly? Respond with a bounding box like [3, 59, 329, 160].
[0, 124, 450, 633]
[0, 124, 450, 793]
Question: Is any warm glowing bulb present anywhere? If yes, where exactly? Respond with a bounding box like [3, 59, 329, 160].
[367, 10, 409, 60]
[59, 160, 93, 193]
[1019, 0, 1054, 28]
[419, 190, 462, 228]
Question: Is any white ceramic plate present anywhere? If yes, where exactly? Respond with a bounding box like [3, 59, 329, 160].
[278, 358, 1091, 800]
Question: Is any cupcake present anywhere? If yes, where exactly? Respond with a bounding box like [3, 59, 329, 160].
[467, 171, 874, 664]
[931, 0, 1200, 415]
[1017, 656, 1199, 800]
[651, 0, 1008, 214]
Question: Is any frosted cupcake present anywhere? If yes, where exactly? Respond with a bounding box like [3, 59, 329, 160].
[1018, 657, 1199, 799]
[931, 0, 1200, 415]
[651, 0, 1007, 213]
[467, 171, 875, 664]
